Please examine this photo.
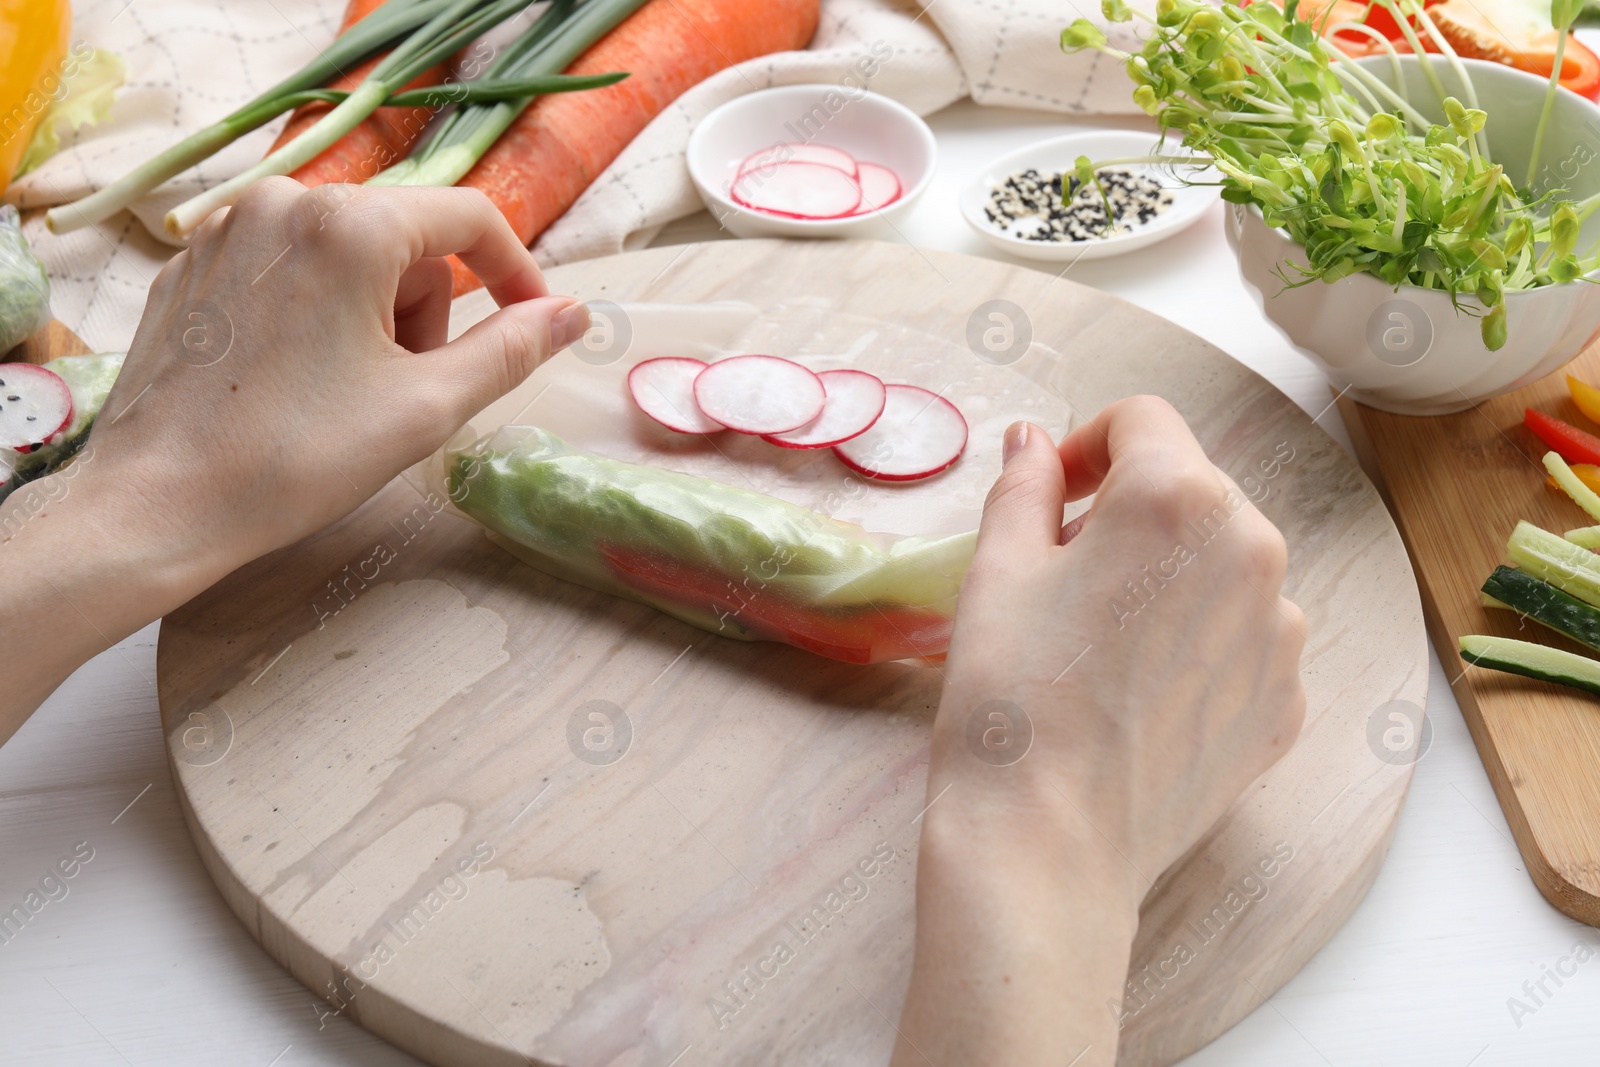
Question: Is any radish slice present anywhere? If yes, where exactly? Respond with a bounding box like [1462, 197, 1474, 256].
[763, 369, 887, 449]
[693, 355, 826, 434]
[732, 162, 862, 220]
[628, 358, 725, 434]
[833, 384, 968, 481]
[740, 143, 858, 178]
[849, 162, 903, 215]
[0, 364, 73, 452]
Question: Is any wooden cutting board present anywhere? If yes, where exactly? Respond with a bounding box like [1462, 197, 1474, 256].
[1341, 352, 1600, 927]
[4, 318, 91, 364]
[156, 240, 1427, 1067]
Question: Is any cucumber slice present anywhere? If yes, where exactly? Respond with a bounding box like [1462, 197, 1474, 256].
[1568, 525, 1600, 550]
[1481, 566, 1600, 651]
[1544, 451, 1600, 523]
[1459, 635, 1600, 697]
[1506, 520, 1600, 609]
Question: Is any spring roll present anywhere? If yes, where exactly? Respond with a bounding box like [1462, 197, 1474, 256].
[446, 426, 976, 664]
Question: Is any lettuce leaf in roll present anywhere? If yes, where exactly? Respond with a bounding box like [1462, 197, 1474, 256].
[446, 426, 976, 664]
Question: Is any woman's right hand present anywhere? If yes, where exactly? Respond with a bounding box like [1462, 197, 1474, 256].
[894, 396, 1306, 1067]
[936, 394, 1308, 882]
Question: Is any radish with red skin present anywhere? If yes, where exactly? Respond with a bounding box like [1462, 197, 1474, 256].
[628, 358, 725, 435]
[731, 161, 862, 220]
[763, 369, 886, 449]
[739, 142, 858, 178]
[833, 383, 967, 481]
[693, 354, 825, 434]
[0, 363, 73, 452]
[848, 162, 902, 215]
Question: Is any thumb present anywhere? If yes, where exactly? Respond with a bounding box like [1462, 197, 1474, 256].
[420, 296, 589, 422]
[972, 421, 1067, 567]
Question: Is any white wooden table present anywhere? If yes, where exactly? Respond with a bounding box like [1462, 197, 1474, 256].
[3, 99, 1597, 1067]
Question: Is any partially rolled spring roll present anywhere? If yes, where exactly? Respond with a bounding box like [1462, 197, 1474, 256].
[444, 426, 976, 664]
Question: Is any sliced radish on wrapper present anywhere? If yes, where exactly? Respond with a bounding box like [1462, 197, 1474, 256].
[740, 143, 858, 178]
[732, 162, 862, 220]
[0, 364, 74, 452]
[764, 369, 887, 449]
[629, 358, 726, 434]
[694, 355, 826, 434]
[833, 384, 967, 481]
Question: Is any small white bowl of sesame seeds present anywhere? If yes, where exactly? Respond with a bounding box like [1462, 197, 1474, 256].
[959, 130, 1218, 263]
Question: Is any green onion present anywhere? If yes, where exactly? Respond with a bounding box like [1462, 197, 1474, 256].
[370, 0, 649, 187]
[44, 0, 455, 235]
[164, 0, 534, 236]
[280, 72, 630, 112]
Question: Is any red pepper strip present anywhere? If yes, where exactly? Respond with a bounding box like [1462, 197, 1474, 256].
[1525, 408, 1600, 466]
[598, 543, 954, 664]
[1530, 38, 1600, 103]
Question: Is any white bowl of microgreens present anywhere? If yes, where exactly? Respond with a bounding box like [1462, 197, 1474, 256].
[1064, 0, 1600, 416]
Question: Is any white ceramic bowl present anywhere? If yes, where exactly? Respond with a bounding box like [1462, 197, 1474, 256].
[686, 85, 936, 238]
[959, 130, 1218, 262]
[1228, 57, 1600, 415]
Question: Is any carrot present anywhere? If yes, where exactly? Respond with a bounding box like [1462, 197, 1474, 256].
[449, 0, 821, 295]
[267, 0, 451, 187]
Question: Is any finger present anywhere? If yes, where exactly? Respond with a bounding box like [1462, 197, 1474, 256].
[393, 256, 453, 352]
[1060, 507, 1091, 545]
[972, 421, 1068, 566]
[1057, 395, 1210, 500]
[414, 297, 589, 423]
[339, 186, 547, 307]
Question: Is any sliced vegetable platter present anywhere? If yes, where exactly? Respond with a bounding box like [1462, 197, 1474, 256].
[158, 239, 1426, 1067]
[1341, 351, 1600, 927]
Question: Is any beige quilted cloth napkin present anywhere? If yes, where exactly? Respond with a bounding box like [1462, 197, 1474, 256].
[6, 0, 1148, 352]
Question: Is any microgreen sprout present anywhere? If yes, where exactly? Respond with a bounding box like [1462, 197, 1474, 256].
[1062, 0, 1600, 350]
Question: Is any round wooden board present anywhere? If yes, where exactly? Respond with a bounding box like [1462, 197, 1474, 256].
[157, 240, 1427, 1067]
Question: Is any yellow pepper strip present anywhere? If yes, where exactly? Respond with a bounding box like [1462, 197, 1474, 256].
[1567, 374, 1600, 427]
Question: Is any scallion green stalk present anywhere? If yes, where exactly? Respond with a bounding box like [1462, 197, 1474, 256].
[370, 0, 650, 187]
[164, 0, 532, 236]
[45, 0, 454, 235]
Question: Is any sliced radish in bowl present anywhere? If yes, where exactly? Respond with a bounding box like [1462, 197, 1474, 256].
[850, 162, 902, 215]
[740, 143, 858, 178]
[628, 358, 725, 434]
[0, 363, 74, 452]
[833, 384, 967, 481]
[693, 355, 826, 434]
[763, 369, 887, 449]
[731, 161, 862, 220]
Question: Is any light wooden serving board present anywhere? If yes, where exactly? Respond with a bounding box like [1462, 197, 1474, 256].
[1341, 348, 1600, 927]
[157, 240, 1427, 1067]
[4, 318, 91, 364]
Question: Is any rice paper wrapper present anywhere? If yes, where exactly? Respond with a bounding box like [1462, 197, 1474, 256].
[413, 300, 1079, 664]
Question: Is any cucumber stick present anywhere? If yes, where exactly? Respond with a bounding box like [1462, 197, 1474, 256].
[1505, 520, 1600, 608]
[1544, 451, 1600, 523]
[1481, 566, 1600, 651]
[1568, 525, 1600, 550]
[1460, 635, 1600, 698]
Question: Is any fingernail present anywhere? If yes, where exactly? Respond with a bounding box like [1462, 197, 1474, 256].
[1002, 421, 1028, 465]
[549, 301, 590, 352]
